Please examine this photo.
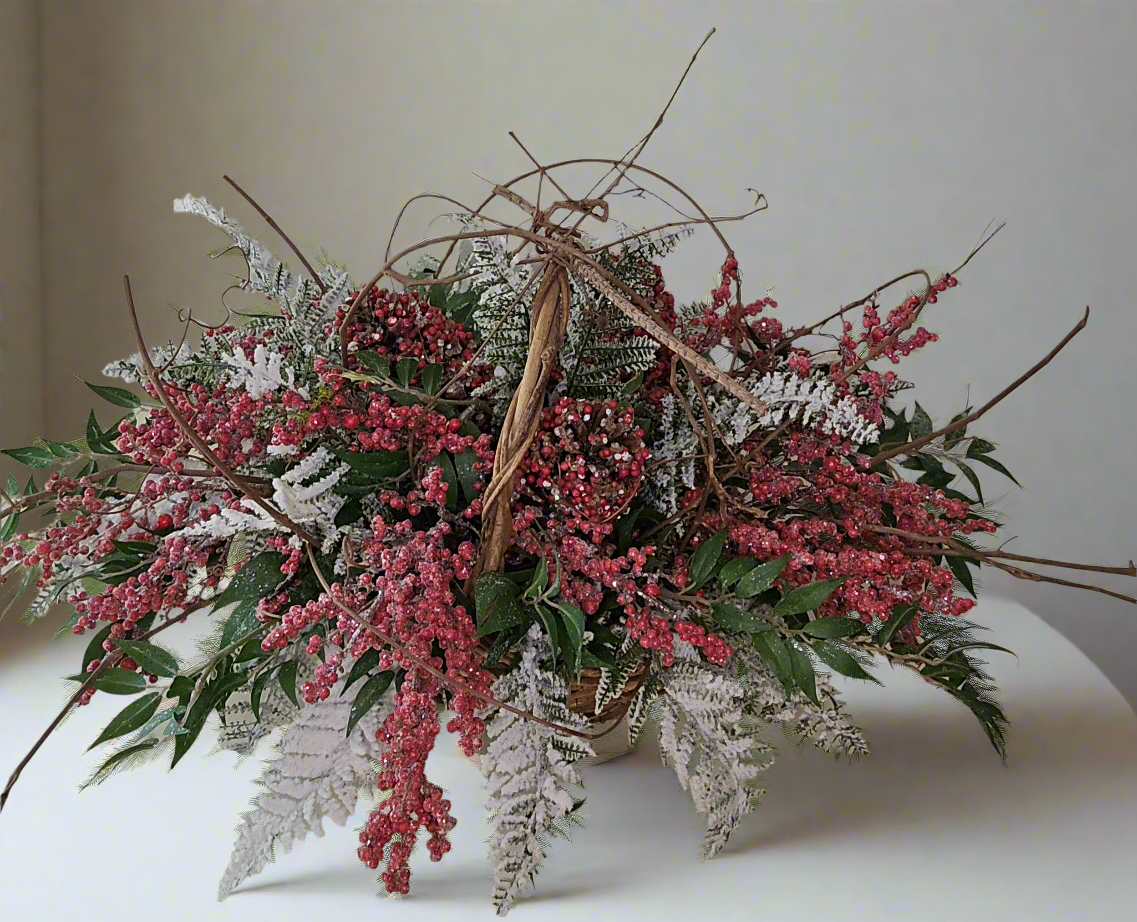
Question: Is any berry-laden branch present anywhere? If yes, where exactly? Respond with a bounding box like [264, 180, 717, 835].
[871, 307, 1090, 466]
[123, 276, 319, 546]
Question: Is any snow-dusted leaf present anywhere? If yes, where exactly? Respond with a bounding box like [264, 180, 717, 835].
[482, 625, 594, 915]
[657, 642, 774, 860]
[217, 677, 393, 899]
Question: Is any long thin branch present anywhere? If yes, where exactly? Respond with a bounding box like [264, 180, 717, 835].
[123, 276, 319, 545]
[872, 307, 1090, 465]
[0, 597, 210, 815]
[222, 175, 325, 293]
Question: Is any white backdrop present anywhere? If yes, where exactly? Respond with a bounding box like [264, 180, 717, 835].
[16, 1, 1137, 702]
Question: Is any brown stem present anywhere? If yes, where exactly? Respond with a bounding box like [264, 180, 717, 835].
[871, 307, 1090, 466]
[0, 598, 210, 815]
[123, 276, 319, 545]
[222, 175, 325, 293]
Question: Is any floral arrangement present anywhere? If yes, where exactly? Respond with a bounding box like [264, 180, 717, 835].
[2, 33, 1134, 915]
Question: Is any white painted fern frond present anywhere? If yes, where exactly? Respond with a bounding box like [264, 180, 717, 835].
[483, 625, 594, 915]
[216, 680, 393, 900]
[657, 642, 774, 860]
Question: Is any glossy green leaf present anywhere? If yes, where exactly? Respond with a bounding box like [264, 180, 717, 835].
[734, 554, 790, 599]
[421, 363, 443, 396]
[811, 640, 880, 683]
[788, 643, 819, 705]
[773, 578, 845, 617]
[555, 601, 586, 673]
[710, 602, 770, 633]
[333, 448, 410, 482]
[340, 648, 381, 696]
[801, 616, 864, 639]
[86, 382, 141, 408]
[81, 624, 113, 673]
[910, 402, 933, 439]
[1, 447, 55, 468]
[717, 557, 758, 588]
[688, 530, 727, 588]
[620, 371, 644, 395]
[113, 640, 179, 678]
[357, 352, 390, 378]
[524, 554, 549, 600]
[396, 357, 417, 388]
[948, 555, 978, 597]
[94, 668, 147, 695]
[534, 605, 561, 665]
[213, 551, 286, 611]
[875, 602, 918, 648]
[250, 669, 271, 722]
[88, 693, 161, 749]
[753, 631, 793, 692]
[952, 459, 984, 504]
[42, 439, 78, 457]
[969, 452, 1020, 487]
[347, 671, 394, 736]
[277, 660, 299, 707]
[452, 449, 479, 507]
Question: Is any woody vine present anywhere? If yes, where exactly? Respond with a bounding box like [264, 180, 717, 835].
[2, 29, 1134, 915]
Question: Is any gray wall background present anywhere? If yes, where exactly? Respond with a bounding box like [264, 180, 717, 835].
[3, 0, 1135, 703]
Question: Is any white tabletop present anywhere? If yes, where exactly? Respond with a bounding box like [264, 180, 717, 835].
[2, 598, 1136, 920]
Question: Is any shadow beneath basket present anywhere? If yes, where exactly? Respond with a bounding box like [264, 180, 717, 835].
[726, 694, 1137, 856]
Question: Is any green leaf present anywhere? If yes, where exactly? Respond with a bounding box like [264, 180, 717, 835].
[213, 551, 285, 610]
[910, 402, 933, 439]
[788, 643, 819, 705]
[801, 616, 864, 639]
[113, 640, 179, 678]
[0, 510, 18, 542]
[86, 382, 141, 408]
[86, 410, 103, 447]
[334, 497, 364, 528]
[250, 669, 270, 721]
[134, 704, 186, 740]
[1, 447, 55, 468]
[948, 555, 978, 597]
[952, 460, 984, 504]
[94, 668, 147, 695]
[966, 438, 997, 456]
[277, 660, 299, 707]
[474, 573, 528, 638]
[88, 693, 161, 749]
[534, 605, 561, 665]
[753, 631, 793, 692]
[555, 601, 586, 674]
[341, 649, 381, 696]
[332, 448, 410, 482]
[218, 598, 260, 649]
[718, 557, 758, 588]
[773, 578, 845, 617]
[347, 671, 394, 736]
[421, 363, 443, 396]
[620, 371, 644, 395]
[524, 554, 549, 600]
[42, 439, 78, 457]
[811, 640, 881, 683]
[969, 452, 1020, 487]
[356, 352, 390, 378]
[688, 529, 727, 588]
[734, 554, 790, 599]
[81, 624, 113, 673]
[87, 738, 159, 785]
[710, 602, 770, 633]
[452, 449, 479, 506]
[875, 602, 918, 647]
[396, 357, 417, 388]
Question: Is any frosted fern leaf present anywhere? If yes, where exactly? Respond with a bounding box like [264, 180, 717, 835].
[657, 642, 774, 859]
[483, 625, 594, 915]
[216, 680, 393, 899]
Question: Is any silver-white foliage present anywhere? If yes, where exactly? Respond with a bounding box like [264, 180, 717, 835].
[173, 194, 297, 301]
[482, 625, 595, 915]
[217, 680, 393, 900]
[657, 641, 774, 860]
[644, 392, 698, 520]
[216, 658, 314, 756]
[734, 637, 869, 759]
[742, 370, 880, 445]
